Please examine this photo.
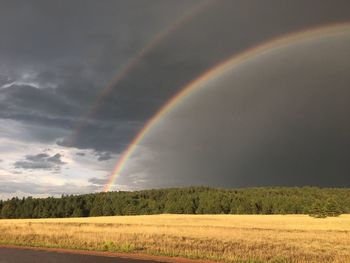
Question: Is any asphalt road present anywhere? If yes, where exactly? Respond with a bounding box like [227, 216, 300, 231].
[0, 247, 165, 263]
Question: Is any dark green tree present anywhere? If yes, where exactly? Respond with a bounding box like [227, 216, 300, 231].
[324, 197, 342, 217]
[309, 200, 327, 218]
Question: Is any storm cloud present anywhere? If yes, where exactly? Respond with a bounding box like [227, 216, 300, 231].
[0, 0, 349, 197]
[118, 29, 350, 189]
[1, 0, 350, 154]
[14, 153, 66, 171]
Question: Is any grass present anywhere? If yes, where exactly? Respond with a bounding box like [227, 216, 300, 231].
[0, 214, 350, 262]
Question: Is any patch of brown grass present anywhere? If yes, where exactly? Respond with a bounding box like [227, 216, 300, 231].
[1, 214, 349, 262]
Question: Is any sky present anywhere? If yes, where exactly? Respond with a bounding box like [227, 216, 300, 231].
[0, 0, 349, 199]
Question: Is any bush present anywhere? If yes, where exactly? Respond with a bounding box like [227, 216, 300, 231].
[324, 198, 342, 217]
[309, 198, 342, 218]
[309, 200, 327, 218]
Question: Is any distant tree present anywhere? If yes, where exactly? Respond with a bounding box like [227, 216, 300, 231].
[231, 197, 253, 214]
[102, 199, 114, 216]
[1, 187, 350, 219]
[309, 200, 327, 218]
[1, 202, 16, 218]
[324, 197, 342, 217]
[309, 197, 343, 218]
[196, 192, 226, 214]
[90, 197, 104, 216]
[72, 208, 84, 217]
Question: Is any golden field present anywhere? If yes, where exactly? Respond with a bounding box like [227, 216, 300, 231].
[1, 214, 350, 262]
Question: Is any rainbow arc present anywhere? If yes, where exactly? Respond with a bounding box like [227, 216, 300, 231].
[104, 22, 350, 192]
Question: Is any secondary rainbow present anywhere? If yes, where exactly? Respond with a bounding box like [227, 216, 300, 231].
[104, 21, 350, 192]
[67, 0, 214, 147]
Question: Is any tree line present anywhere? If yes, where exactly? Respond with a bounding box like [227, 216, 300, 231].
[0, 186, 349, 219]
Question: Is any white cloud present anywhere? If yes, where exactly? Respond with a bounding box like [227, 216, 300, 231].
[0, 121, 120, 198]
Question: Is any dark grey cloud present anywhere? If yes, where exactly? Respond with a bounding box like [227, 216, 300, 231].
[1, 0, 350, 156]
[47, 154, 65, 165]
[66, 0, 350, 153]
[0, 74, 12, 87]
[57, 120, 143, 153]
[118, 30, 350, 189]
[0, 84, 77, 117]
[0, 0, 199, 152]
[14, 153, 65, 171]
[0, 0, 349, 197]
[95, 152, 113, 162]
[76, 152, 86, 157]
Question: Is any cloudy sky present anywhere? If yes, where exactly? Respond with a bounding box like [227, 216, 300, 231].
[0, 0, 349, 199]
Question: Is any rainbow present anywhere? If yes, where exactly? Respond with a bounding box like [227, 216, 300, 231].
[67, 0, 214, 146]
[104, 21, 350, 192]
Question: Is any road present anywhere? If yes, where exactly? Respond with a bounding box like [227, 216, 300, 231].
[0, 247, 166, 263]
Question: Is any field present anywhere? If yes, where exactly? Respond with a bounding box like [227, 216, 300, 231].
[1, 214, 350, 263]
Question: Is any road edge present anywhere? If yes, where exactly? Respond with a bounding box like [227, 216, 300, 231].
[0, 244, 220, 263]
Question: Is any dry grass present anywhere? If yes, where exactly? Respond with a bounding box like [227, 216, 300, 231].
[1, 214, 350, 262]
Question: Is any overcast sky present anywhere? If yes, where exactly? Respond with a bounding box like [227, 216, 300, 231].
[0, 0, 349, 199]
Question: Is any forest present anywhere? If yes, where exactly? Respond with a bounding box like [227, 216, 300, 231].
[1, 187, 349, 219]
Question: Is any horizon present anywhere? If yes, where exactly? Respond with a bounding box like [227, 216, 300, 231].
[2, 185, 350, 201]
